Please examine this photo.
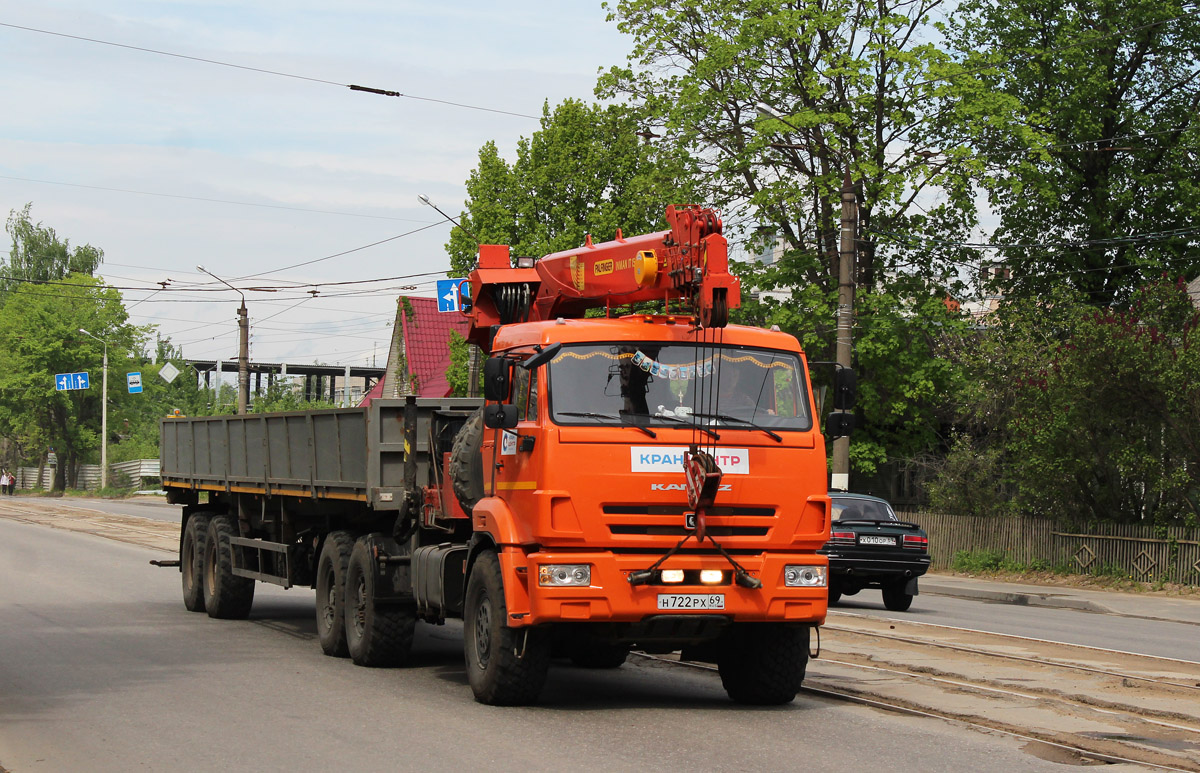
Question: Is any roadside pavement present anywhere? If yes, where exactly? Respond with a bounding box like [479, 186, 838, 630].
[921, 572, 1200, 626]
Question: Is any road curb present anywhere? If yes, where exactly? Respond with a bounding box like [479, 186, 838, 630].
[920, 582, 1111, 614]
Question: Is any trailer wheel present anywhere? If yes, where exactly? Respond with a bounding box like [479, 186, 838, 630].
[449, 409, 485, 514]
[181, 513, 210, 612]
[344, 538, 415, 667]
[881, 581, 914, 612]
[202, 515, 255, 620]
[315, 531, 356, 657]
[717, 624, 808, 705]
[463, 551, 550, 705]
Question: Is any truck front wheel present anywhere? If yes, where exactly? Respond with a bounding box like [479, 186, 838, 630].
[717, 624, 808, 705]
[181, 513, 210, 612]
[315, 531, 355, 657]
[344, 538, 415, 667]
[202, 515, 255, 619]
[463, 551, 549, 705]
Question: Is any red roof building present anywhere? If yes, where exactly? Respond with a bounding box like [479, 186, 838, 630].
[360, 296, 471, 405]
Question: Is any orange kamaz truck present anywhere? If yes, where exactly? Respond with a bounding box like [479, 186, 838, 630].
[160, 205, 848, 705]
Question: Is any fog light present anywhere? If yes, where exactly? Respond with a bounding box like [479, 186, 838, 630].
[699, 569, 723, 584]
[539, 564, 591, 587]
[660, 569, 685, 584]
[784, 565, 827, 587]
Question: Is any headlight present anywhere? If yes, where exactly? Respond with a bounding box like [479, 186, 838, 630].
[783, 565, 827, 587]
[538, 564, 591, 587]
[660, 569, 685, 584]
[699, 569, 724, 585]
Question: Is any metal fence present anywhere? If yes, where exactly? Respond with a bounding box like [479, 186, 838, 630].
[898, 510, 1200, 585]
[15, 459, 161, 492]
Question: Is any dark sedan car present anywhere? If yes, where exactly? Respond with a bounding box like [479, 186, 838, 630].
[820, 493, 930, 611]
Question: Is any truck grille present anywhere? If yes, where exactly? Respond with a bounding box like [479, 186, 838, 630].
[601, 504, 775, 538]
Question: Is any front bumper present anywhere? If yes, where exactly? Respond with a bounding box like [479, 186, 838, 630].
[509, 550, 828, 627]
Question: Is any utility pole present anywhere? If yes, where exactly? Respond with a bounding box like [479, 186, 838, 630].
[832, 168, 857, 492]
[199, 266, 249, 414]
[236, 301, 249, 414]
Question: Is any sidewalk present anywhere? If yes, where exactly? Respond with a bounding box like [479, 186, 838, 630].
[920, 572, 1200, 626]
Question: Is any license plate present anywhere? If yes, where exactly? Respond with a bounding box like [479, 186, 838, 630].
[859, 535, 896, 546]
[657, 593, 725, 611]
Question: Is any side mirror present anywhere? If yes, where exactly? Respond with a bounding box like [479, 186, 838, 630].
[833, 368, 857, 410]
[826, 412, 855, 438]
[483, 403, 520, 429]
[483, 357, 511, 402]
[520, 341, 562, 371]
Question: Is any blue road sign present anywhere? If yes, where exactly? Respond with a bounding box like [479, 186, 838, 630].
[54, 372, 90, 391]
[127, 372, 143, 394]
[436, 278, 470, 312]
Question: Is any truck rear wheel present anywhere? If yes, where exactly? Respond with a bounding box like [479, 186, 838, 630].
[464, 551, 549, 705]
[181, 513, 210, 612]
[449, 409, 485, 514]
[344, 538, 415, 667]
[717, 624, 808, 705]
[315, 531, 355, 657]
[202, 515, 255, 619]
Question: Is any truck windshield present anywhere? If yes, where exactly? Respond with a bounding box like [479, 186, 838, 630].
[547, 343, 813, 431]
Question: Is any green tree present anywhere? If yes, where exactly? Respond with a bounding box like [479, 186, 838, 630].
[446, 330, 478, 397]
[0, 274, 142, 489]
[938, 0, 1200, 306]
[948, 280, 1200, 525]
[3, 204, 103, 292]
[446, 99, 699, 274]
[599, 0, 983, 479]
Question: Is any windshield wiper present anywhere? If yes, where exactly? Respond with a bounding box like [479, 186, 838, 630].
[690, 412, 783, 442]
[558, 411, 656, 438]
[653, 413, 721, 441]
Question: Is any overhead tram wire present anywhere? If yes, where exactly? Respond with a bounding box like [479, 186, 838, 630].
[0, 175, 440, 224]
[0, 21, 540, 121]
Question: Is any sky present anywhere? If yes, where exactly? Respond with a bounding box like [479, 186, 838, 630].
[0, 1, 634, 370]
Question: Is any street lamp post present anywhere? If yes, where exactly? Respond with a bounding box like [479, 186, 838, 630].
[79, 328, 108, 490]
[197, 265, 249, 414]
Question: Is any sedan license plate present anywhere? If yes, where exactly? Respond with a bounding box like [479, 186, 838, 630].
[657, 593, 725, 611]
[859, 535, 896, 546]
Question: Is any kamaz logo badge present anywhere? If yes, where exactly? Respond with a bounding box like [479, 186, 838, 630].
[651, 483, 732, 492]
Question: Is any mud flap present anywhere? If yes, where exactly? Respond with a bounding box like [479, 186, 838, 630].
[905, 577, 919, 596]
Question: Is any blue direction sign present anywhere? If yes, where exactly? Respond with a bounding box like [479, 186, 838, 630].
[436, 278, 470, 312]
[54, 372, 90, 391]
[127, 372, 143, 394]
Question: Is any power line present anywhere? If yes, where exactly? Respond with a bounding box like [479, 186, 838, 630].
[0, 21, 540, 120]
[0, 175, 439, 223]
[230, 222, 449, 279]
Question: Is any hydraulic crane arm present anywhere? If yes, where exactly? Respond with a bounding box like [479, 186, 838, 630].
[464, 205, 741, 348]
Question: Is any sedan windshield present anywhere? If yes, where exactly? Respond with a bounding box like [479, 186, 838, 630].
[547, 343, 812, 431]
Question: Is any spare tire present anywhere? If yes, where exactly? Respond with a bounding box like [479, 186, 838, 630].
[449, 409, 485, 514]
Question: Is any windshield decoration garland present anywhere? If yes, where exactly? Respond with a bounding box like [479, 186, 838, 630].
[631, 351, 714, 381]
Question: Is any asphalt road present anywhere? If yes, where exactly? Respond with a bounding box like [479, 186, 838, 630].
[831, 587, 1200, 661]
[0, 515, 1085, 773]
